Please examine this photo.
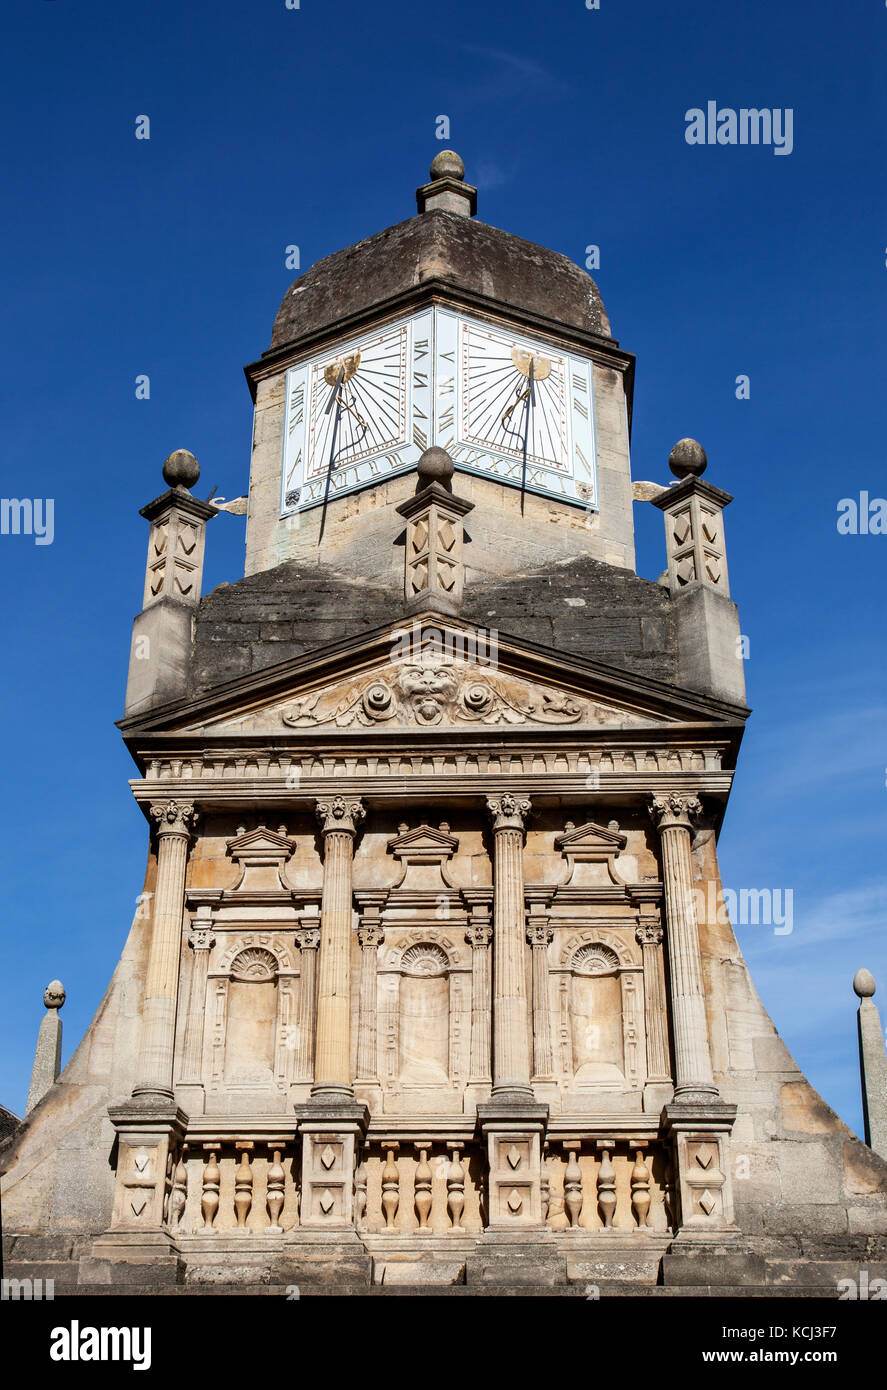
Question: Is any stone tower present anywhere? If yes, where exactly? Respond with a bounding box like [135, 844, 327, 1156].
[3, 154, 886, 1294]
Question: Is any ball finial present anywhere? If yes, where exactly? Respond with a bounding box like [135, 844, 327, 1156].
[668, 438, 707, 479]
[417, 445, 454, 491]
[162, 448, 200, 490]
[853, 968, 876, 999]
[430, 150, 465, 182]
[43, 980, 65, 1010]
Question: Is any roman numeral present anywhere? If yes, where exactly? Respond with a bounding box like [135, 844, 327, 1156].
[440, 350, 455, 363]
[414, 338, 429, 361]
[413, 370, 428, 389]
[573, 397, 588, 419]
[413, 423, 428, 449]
[439, 405, 455, 432]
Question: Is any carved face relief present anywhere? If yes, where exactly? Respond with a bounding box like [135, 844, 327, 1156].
[278, 656, 605, 732]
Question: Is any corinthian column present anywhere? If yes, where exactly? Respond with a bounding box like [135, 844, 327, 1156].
[312, 796, 365, 1098]
[486, 793, 532, 1099]
[133, 799, 196, 1100]
[650, 794, 717, 1101]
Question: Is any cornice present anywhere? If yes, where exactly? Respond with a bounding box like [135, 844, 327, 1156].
[243, 281, 633, 403]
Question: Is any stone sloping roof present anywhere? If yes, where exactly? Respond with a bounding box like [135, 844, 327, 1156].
[190, 555, 673, 698]
[270, 210, 611, 352]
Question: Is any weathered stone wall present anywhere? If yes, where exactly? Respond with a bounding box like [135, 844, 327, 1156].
[191, 554, 677, 697]
[0, 853, 157, 1242]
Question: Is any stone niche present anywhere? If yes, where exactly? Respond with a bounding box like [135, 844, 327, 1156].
[204, 935, 299, 1113]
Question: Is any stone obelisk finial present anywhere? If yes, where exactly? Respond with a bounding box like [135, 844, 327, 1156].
[853, 969, 887, 1159]
[26, 981, 66, 1114]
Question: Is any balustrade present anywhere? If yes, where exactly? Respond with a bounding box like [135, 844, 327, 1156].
[162, 1131, 670, 1239]
[358, 1139, 485, 1235]
[542, 1137, 671, 1233]
[163, 1137, 300, 1234]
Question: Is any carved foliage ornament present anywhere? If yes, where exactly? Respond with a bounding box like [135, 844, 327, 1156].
[487, 793, 532, 831]
[316, 796, 365, 836]
[150, 800, 197, 835]
[282, 654, 591, 730]
[649, 794, 702, 830]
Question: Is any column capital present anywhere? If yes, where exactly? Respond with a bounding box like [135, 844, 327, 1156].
[636, 919, 663, 947]
[150, 799, 197, 837]
[486, 792, 531, 832]
[649, 793, 702, 832]
[527, 922, 553, 948]
[315, 795, 365, 836]
[187, 925, 216, 952]
[357, 923, 385, 949]
[466, 921, 492, 949]
[295, 925, 321, 952]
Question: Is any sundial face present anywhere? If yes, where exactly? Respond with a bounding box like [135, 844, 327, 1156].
[280, 307, 598, 517]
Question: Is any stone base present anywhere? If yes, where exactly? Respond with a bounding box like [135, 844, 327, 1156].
[364, 1234, 475, 1286]
[276, 1228, 373, 1286]
[466, 1231, 566, 1286]
[83, 1230, 184, 1286]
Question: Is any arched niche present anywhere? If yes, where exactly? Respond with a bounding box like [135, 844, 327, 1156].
[204, 937, 297, 1111]
[398, 943, 451, 1086]
[557, 932, 644, 1092]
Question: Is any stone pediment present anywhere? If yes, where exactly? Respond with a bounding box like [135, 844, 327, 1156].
[176, 653, 677, 736]
[554, 819, 633, 887]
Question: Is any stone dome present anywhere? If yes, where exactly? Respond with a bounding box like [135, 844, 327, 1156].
[269, 210, 612, 354]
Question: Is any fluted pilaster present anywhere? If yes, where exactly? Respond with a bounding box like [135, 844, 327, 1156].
[293, 923, 320, 1082]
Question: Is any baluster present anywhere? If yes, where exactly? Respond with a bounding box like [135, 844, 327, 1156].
[596, 1139, 617, 1229]
[414, 1142, 433, 1231]
[201, 1143, 221, 1231]
[266, 1145, 285, 1234]
[169, 1143, 188, 1230]
[381, 1143, 400, 1231]
[446, 1142, 465, 1233]
[354, 1143, 368, 1233]
[234, 1142, 254, 1230]
[540, 1142, 551, 1226]
[563, 1139, 583, 1229]
[629, 1140, 651, 1229]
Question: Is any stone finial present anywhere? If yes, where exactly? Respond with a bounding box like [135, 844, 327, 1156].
[416, 445, 454, 493]
[162, 448, 201, 491]
[668, 438, 708, 479]
[26, 980, 66, 1114]
[430, 150, 465, 181]
[854, 968, 887, 1159]
[416, 150, 477, 217]
[43, 979, 66, 1010]
[854, 968, 876, 998]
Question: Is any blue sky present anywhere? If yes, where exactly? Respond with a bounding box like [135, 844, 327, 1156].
[0, 0, 884, 1129]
